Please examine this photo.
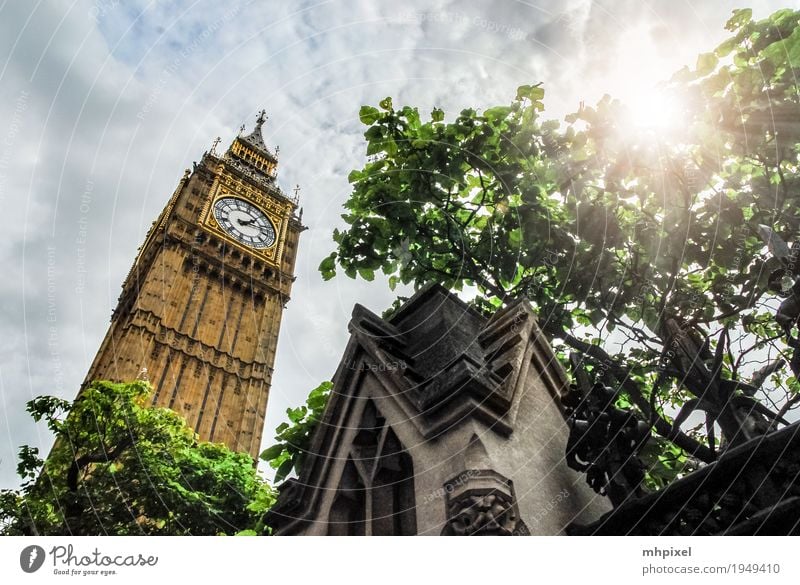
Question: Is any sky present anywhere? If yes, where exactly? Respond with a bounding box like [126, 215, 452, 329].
[0, 0, 793, 488]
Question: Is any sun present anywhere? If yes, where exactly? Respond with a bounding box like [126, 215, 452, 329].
[622, 85, 684, 133]
[573, 22, 689, 137]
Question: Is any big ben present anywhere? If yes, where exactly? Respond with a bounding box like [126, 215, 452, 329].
[83, 111, 303, 459]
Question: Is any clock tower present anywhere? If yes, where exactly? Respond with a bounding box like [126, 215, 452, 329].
[83, 111, 303, 458]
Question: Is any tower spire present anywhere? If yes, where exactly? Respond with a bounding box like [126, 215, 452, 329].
[238, 108, 273, 157]
[256, 109, 267, 129]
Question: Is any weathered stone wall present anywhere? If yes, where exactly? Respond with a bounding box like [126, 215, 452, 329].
[267, 285, 610, 535]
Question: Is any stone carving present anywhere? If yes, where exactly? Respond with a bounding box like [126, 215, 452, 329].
[446, 493, 516, 536]
[442, 469, 529, 536]
[759, 224, 800, 376]
[568, 421, 800, 535]
[267, 285, 604, 535]
[564, 356, 650, 506]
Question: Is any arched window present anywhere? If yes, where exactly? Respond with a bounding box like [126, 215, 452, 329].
[327, 400, 416, 535]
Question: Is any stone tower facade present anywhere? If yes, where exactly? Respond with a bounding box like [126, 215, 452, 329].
[83, 112, 303, 458]
[266, 285, 609, 535]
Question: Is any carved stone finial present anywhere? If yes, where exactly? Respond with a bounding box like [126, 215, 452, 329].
[564, 378, 649, 506]
[441, 469, 529, 536]
[210, 136, 221, 154]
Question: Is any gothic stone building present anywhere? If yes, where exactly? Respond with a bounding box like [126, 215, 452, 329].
[266, 284, 610, 535]
[82, 112, 303, 459]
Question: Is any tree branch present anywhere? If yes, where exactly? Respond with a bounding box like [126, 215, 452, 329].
[547, 325, 717, 463]
[67, 437, 133, 493]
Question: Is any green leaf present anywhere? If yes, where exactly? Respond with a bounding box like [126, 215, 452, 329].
[308, 380, 333, 399]
[359, 105, 380, 125]
[516, 83, 545, 102]
[307, 394, 327, 412]
[725, 8, 752, 32]
[274, 458, 294, 483]
[307, 381, 332, 411]
[695, 52, 718, 76]
[319, 254, 337, 280]
[484, 106, 511, 122]
[379, 97, 393, 111]
[286, 406, 307, 423]
[431, 107, 444, 122]
[259, 444, 284, 462]
[714, 36, 739, 58]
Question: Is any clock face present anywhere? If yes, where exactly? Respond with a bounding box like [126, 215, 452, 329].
[212, 197, 276, 249]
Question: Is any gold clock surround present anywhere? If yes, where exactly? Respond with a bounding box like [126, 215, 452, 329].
[200, 175, 292, 267]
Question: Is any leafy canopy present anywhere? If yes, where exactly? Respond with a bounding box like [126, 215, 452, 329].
[0, 380, 275, 535]
[320, 8, 800, 485]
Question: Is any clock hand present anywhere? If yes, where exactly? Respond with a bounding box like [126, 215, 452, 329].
[238, 217, 256, 226]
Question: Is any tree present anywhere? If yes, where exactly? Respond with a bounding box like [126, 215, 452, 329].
[320, 8, 800, 489]
[259, 381, 332, 482]
[0, 380, 274, 535]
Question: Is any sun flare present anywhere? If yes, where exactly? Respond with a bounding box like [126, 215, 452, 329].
[623, 86, 683, 132]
